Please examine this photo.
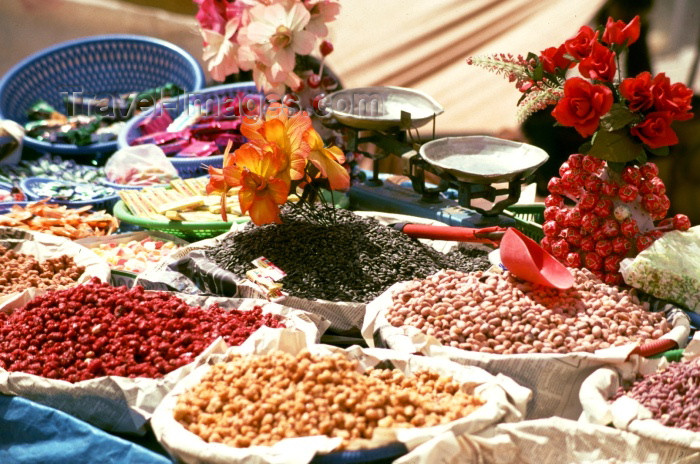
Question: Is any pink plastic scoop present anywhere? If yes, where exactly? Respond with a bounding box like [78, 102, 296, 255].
[499, 227, 574, 289]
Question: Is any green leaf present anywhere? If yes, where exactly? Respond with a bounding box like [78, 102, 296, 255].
[648, 146, 670, 157]
[636, 151, 648, 164]
[599, 104, 640, 132]
[607, 161, 626, 173]
[532, 63, 543, 81]
[589, 129, 645, 163]
[526, 52, 538, 62]
[578, 141, 592, 154]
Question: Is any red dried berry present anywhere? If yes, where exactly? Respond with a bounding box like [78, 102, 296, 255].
[551, 239, 570, 259]
[565, 252, 582, 268]
[565, 209, 583, 227]
[543, 220, 561, 237]
[601, 218, 620, 238]
[604, 255, 622, 273]
[612, 236, 632, 255]
[673, 214, 691, 231]
[593, 198, 613, 218]
[578, 193, 598, 211]
[636, 235, 654, 252]
[622, 166, 643, 186]
[640, 163, 659, 179]
[544, 206, 560, 221]
[582, 155, 603, 173]
[603, 272, 622, 286]
[558, 162, 571, 177]
[641, 194, 663, 213]
[584, 252, 603, 271]
[544, 194, 564, 208]
[568, 154, 583, 168]
[548, 177, 564, 194]
[580, 236, 596, 252]
[600, 181, 618, 197]
[584, 176, 603, 193]
[618, 184, 639, 203]
[620, 218, 640, 238]
[595, 239, 613, 257]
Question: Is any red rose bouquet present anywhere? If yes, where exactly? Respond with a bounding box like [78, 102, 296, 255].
[468, 16, 693, 284]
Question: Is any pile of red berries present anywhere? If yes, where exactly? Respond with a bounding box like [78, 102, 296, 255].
[542, 154, 690, 285]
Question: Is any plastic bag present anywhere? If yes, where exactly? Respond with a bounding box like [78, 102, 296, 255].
[0, 119, 23, 166]
[620, 226, 700, 312]
[104, 144, 179, 186]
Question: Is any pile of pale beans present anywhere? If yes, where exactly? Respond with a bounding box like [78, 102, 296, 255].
[387, 268, 670, 354]
[173, 350, 484, 449]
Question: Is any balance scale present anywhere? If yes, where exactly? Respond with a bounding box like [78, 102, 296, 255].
[322, 86, 549, 228]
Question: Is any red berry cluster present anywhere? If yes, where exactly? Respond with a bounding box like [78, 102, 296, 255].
[542, 154, 691, 285]
[0, 279, 285, 382]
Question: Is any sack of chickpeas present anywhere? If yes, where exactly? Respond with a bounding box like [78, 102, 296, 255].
[0, 226, 111, 311]
[150, 327, 532, 464]
[0, 282, 327, 434]
[135, 210, 492, 335]
[579, 332, 700, 453]
[362, 265, 691, 420]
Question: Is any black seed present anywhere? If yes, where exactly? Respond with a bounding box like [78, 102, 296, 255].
[206, 205, 491, 303]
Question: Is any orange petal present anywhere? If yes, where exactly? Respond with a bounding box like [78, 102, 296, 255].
[262, 119, 287, 148]
[241, 116, 264, 141]
[308, 149, 350, 191]
[206, 166, 227, 194]
[248, 194, 282, 225]
[222, 164, 243, 188]
[238, 185, 254, 215]
[267, 177, 291, 205]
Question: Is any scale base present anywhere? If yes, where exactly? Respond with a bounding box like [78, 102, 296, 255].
[349, 182, 517, 228]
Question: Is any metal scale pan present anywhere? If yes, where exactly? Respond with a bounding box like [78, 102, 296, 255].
[419, 136, 549, 185]
[324, 86, 444, 131]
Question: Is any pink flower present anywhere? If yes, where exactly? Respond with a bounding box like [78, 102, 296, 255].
[201, 19, 241, 81]
[243, 2, 316, 83]
[303, 0, 341, 37]
[238, 42, 302, 94]
[194, 0, 247, 35]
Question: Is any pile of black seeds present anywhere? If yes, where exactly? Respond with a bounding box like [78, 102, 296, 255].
[448, 246, 492, 274]
[206, 205, 492, 302]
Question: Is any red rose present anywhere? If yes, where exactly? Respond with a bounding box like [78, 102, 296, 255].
[564, 25, 598, 61]
[539, 44, 574, 74]
[630, 111, 679, 149]
[579, 42, 617, 82]
[651, 73, 694, 121]
[667, 83, 694, 121]
[551, 77, 614, 137]
[602, 16, 640, 46]
[619, 71, 653, 112]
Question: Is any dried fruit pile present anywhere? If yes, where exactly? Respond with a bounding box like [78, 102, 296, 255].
[615, 359, 700, 432]
[387, 267, 669, 354]
[174, 350, 483, 449]
[0, 279, 284, 382]
[0, 245, 84, 295]
[543, 154, 690, 284]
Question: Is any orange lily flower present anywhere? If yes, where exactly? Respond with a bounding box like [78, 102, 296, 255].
[223, 141, 290, 225]
[241, 105, 311, 182]
[307, 129, 350, 191]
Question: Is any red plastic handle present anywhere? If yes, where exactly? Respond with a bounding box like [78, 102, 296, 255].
[395, 223, 506, 244]
[628, 338, 677, 359]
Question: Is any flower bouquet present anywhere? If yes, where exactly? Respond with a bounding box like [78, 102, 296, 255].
[206, 104, 349, 225]
[469, 16, 693, 283]
[194, 0, 340, 97]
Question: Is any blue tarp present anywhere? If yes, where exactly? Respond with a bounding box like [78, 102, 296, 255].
[0, 394, 173, 464]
